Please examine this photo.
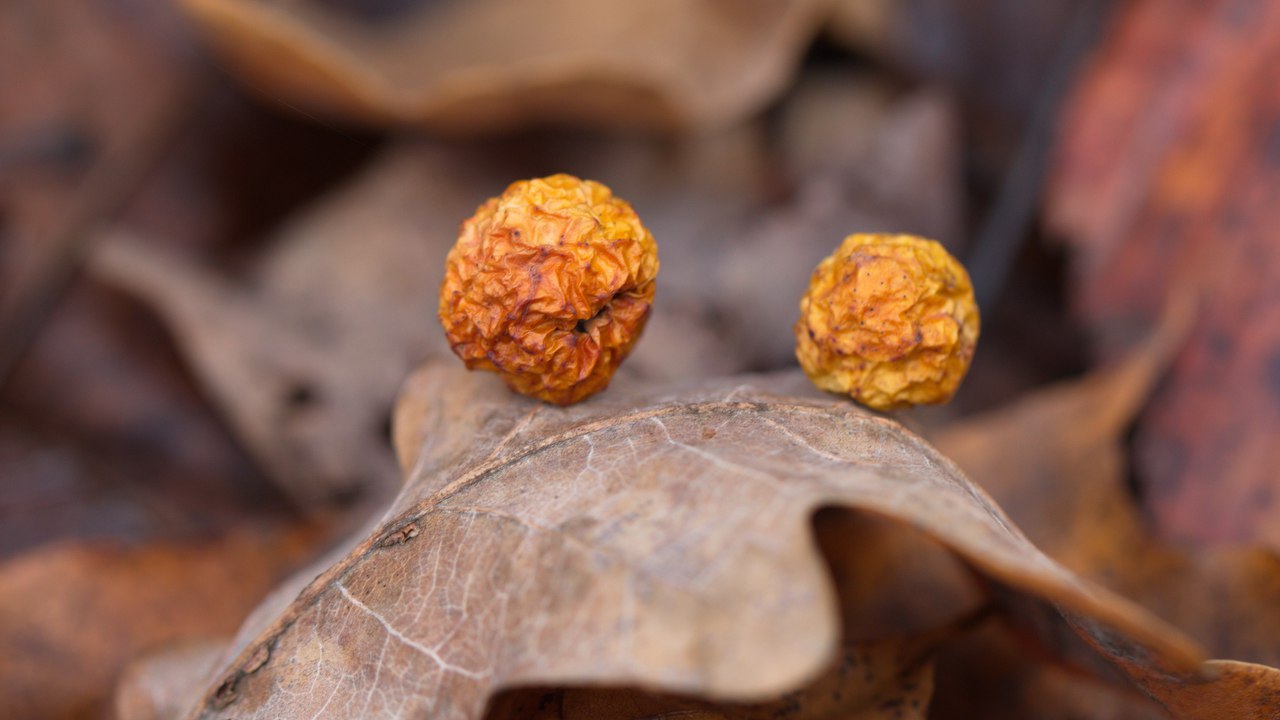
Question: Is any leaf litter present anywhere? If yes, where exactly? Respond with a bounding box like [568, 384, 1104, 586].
[7, 3, 1280, 718]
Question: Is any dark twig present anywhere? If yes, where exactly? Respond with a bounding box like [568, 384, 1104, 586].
[967, 0, 1114, 311]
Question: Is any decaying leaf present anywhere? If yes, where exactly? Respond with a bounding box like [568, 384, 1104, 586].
[1047, 0, 1280, 550]
[180, 0, 825, 132]
[0, 521, 327, 720]
[176, 362, 1217, 719]
[931, 299, 1280, 716]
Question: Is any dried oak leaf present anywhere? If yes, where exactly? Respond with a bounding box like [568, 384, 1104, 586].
[1047, 0, 1280, 550]
[0, 521, 326, 720]
[179, 0, 826, 132]
[128, 615, 952, 720]
[179, 363, 1210, 719]
[931, 298, 1280, 718]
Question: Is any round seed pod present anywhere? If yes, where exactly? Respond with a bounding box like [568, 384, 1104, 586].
[795, 233, 979, 410]
[439, 174, 659, 405]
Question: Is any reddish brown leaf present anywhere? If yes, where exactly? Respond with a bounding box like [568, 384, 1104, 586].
[1134, 660, 1280, 720]
[1047, 0, 1280, 550]
[0, 521, 327, 720]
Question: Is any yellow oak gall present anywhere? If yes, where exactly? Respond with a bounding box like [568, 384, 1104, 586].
[795, 233, 979, 410]
[439, 174, 659, 405]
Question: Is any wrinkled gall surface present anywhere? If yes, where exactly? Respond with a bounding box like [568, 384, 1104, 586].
[439, 175, 659, 405]
[795, 233, 979, 410]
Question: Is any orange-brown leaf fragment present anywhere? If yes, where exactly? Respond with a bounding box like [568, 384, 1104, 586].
[0, 522, 324, 720]
[439, 174, 659, 405]
[795, 233, 978, 410]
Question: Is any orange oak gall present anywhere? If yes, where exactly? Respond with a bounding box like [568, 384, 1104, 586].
[439, 174, 659, 405]
[795, 233, 979, 410]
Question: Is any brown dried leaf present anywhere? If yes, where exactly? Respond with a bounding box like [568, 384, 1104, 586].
[180, 0, 825, 132]
[183, 364, 1206, 719]
[1047, 0, 1280, 550]
[931, 299, 1280, 717]
[0, 521, 326, 720]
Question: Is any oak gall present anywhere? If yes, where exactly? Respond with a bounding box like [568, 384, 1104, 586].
[795, 233, 979, 410]
[439, 174, 659, 405]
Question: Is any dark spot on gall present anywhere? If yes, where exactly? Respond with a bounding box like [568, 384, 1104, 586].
[575, 302, 610, 333]
[284, 383, 318, 410]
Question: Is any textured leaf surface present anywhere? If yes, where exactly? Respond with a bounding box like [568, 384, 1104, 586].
[188, 365, 1203, 719]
